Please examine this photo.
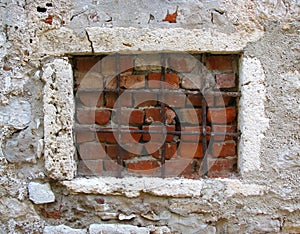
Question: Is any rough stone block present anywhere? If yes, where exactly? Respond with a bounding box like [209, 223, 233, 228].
[44, 225, 87, 234]
[28, 182, 55, 204]
[89, 224, 149, 234]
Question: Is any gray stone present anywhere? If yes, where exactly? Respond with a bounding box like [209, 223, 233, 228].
[28, 182, 55, 204]
[44, 225, 87, 234]
[0, 98, 31, 130]
[89, 224, 149, 234]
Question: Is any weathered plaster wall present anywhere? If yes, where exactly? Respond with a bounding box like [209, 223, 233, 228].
[0, 0, 299, 233]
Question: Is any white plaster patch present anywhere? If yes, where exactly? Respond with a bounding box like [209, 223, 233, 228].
[238, 57, 270, 175]
[222, 178, 266, 197]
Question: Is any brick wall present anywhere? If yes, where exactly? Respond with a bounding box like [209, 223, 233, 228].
[74, 53, 239, 178]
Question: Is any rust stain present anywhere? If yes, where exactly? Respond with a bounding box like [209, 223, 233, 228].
[43, 15, 53, 25]
[163, 6, 178, 23]
[41, 204, 63, 219]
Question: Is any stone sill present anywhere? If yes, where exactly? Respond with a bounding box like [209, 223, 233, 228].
[61, 177, 266, 198]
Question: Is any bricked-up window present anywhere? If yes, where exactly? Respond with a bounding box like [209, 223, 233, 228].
[73, 53, 240, 179]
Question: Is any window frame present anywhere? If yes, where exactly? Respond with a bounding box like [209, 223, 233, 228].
[41, 27, 268, 197]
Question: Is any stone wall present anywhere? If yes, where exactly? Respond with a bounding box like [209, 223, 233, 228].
[0, 0, 299, 233]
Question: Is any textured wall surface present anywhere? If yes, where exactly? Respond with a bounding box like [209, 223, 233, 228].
[0, 0, 299, 233]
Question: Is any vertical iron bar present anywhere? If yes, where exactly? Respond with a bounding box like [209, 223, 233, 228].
[201, 94, 208, 176]
[116, 54, 122, 178]
[160, 53, 166, 178]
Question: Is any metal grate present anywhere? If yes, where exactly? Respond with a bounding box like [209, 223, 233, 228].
[74, 53, 241, 178]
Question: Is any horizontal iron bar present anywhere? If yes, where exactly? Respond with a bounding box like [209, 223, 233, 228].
[74, 127, 241, 136]
[77, 88, 241, 97]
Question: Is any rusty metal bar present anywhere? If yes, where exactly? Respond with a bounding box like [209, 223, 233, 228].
[75, 126, 241, 136]
[201, 92, 208, 176]
[160, 54, 166, 178]
[115, 54, 122, 178]
[81, 88, 241, 97]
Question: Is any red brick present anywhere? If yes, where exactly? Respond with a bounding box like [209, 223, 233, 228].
[168, 55, 197, 73]
[178, 142, 203, 159]
[177, 108, 202, 124]
[134, 54, 162, 71]
[164, 142, 177, 159]
[164, 159, 195, 177]
[180, 160, 199, 179]
[120, 75, 145, 89]
[105, 144, 143, 160]
[207, 107, 236, 124]
[101, 56, 116, 75]
[181, 74, 203, 90]
[76, 57, 100, 72]
[120, 55, 134, 74]
[97, 127, 142, 144]
[120, 127, 142, 143]
[95, 110, 111, 125]
[164, 93, 186, 107]
[165, 74, 180, 89]
[105, 92, 132, 108]
[206, 55, 235, 71]
[212, 141, 236, 157]
[207, 157, 237, 178]
[214, 95, 233, 107]
[148, 73, 161, 89]
[148, 73, 180, 89]
[105, 76, 117, 89]
[181, 126, 211, 141]
[145, 142, 177, 160]
[212, 124, 236, 141]
[145, 108, 162, 124]
[77, 72, 103, 90]
[127, 160, 160, 174]
[103, 160, 121, 172]
[77, 109, 110, 125]
[215, 73, 236, 88]
[112, 109, 144, 125]
[187, 93, 202, 107]
[205, 95, 214, 107]
[142, 125, 175, 142]
[76, 131, 95, 143]
[165, 107, 176, 125]
[77, 91, 104, 107]
[144, 142, 161, 158]
[79, 142, 106, 160]
[97, 129, 117, 144]
[78, 160, 103, 175]
[133, 92, 157, 107]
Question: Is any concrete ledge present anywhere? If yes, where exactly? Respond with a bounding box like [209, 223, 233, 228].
[61, 177, 266, 198]
[86, 27, 263, 54]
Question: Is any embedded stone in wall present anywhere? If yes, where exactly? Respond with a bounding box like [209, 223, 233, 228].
[42, 58, 76, 180]
[43, 225, 87, 234]
[89, 224, 149, 234]
[0, 98, 31, 130]
[28, 182, 55, 204]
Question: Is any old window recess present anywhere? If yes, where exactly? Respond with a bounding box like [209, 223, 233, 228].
[73, 53, 240, 179]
